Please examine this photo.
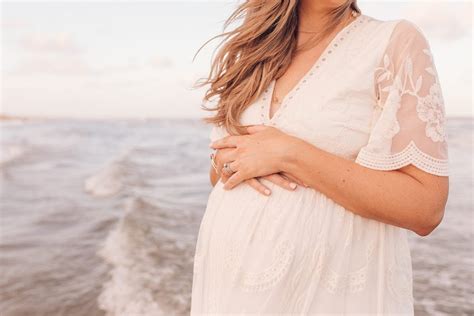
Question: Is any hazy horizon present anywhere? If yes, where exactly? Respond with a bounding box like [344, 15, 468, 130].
[1, 1, 472, 119]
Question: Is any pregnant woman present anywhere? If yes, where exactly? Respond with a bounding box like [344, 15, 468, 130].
[191, 0, 449, 314]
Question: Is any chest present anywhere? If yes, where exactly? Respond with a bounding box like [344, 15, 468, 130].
[240, 19, 391, 160]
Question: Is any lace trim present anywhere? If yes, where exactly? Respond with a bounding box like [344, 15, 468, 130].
[355, 140, 449, 176]
[223, 238, 295, 293]
[320, 240, 377, 294]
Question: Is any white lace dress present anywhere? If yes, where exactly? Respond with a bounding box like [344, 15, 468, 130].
[191, 14, 449, 315]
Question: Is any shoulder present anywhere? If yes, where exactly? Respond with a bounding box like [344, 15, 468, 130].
[365, 14, 430, 45]
[386, 18, 430, 47]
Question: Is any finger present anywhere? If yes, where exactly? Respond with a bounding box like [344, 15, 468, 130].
[229, 160, 239, 174]
[280, 172, 308, 187]
[263, 174, 297, 190]
[210, 135, 239, 149]
[215, 149, 238, 170]
[280, 172, 304, 186]
[245, 178, 271, 196]
[245, 124, 267, 134]
[221, 166, 233, 179]
[220, 172, 229, 183]
[223, 171, 246, 190]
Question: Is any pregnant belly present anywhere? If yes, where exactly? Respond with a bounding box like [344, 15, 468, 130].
[206, 178, 356, 247]
[198, 178, 387, 300]
[195, 178, 412, 312]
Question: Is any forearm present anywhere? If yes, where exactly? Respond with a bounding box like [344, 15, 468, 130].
[279, 137, 437, 235]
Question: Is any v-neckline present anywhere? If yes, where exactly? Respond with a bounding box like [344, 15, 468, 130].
[263, 13, 366, 123]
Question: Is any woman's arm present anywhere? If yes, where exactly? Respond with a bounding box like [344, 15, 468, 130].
[210, 123, 449, 237]
[210, 19, 450, 236]
[279, 136, 449, 236]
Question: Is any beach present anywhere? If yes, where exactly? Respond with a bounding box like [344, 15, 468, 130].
[0, 117, 472, 315]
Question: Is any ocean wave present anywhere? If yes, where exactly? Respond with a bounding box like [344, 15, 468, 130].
[84, 161, 128, 197]
[83, 147, 151, 197]
[0, 144, 27, 167]
[96, 197, 193, 315]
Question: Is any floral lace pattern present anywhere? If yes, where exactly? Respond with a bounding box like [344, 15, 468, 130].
[355, 19, 449, 176]
[377, 47, 447, 143]
[417, 81, 447, 142]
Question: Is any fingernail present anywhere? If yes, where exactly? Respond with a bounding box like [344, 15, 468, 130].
[289, 182, 297, 189]
[264, 189, 271, 195]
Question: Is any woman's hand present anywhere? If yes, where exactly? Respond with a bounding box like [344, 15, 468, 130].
[224, 172, 297, 196]
[210, 124, 302, 190]
[214, 146, 307, 195]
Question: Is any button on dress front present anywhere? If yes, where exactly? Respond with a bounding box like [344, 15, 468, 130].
[191, 13, 449, 315]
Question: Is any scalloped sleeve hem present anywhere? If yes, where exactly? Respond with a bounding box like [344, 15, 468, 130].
[355, 141, 449, 176]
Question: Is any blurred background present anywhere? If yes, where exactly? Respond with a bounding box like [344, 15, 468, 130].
[0, 1, 472, 315]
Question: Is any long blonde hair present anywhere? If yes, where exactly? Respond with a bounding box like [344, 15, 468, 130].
[193, 0, 361, 136]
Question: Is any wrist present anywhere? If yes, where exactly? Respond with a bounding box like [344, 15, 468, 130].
[279, 135, 304, 173]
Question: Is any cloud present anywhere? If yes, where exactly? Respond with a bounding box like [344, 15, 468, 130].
[1, 18, 29, 30]
[401, 2, 472, 40]
[149, 55, 174, 68]
[2, 72, 207, 119]
[7, 56, 93, 76]
[7, 30, 143, 77]
[5, 26, 175, 77]
[19, 31, 83, 54]
[6, 56, 146, 77]
[7, 29, 173, 76]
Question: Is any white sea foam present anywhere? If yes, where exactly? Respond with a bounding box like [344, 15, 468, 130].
[84, 161, 128, 197]
[0, 144, 27, 166]
[96, 197, 194, 315]
[97, 198, 173, 315]
[83, 147, 147, 198]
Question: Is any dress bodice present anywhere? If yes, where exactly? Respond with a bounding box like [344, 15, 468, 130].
[209, 14, 449, 176]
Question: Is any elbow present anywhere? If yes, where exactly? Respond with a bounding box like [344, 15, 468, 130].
[413, 206, 446, 237]
[413, 180, 449, 237]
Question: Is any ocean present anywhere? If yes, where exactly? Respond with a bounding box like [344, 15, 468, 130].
[0, 117, 472, 315]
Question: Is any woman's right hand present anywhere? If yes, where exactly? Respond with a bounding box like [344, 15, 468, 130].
[213, 147, 308, 196]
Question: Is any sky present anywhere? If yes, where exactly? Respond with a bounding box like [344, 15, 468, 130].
[1, 0, 472, 119]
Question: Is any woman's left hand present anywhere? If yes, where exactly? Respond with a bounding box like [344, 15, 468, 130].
[209, 124, 297, 190]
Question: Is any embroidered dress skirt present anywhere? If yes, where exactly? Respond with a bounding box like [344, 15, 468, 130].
[191, 178, 414, 315]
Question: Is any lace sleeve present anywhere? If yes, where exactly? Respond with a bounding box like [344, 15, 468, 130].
[355, 19, 449, 176]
